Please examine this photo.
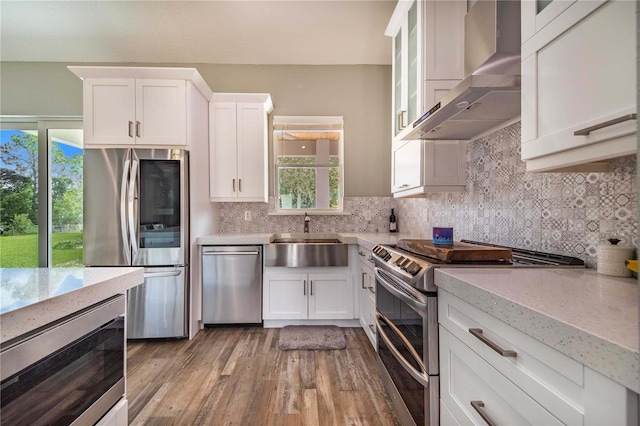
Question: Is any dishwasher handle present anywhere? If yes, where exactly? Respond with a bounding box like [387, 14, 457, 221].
[202, 251, 260, 256]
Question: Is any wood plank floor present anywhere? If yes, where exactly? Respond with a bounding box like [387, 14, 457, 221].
[127, 327, 399, 426]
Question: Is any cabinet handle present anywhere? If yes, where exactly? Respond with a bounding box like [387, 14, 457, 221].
[399, 184, 410, 188]
[362, 272, 367, 289]
[574, 113, 637, 136]
[358, 250, 365, 257]
[135, 121, 141, 137]
[397, 110, 408, 130]
[310, 280, 313, 296]
[239, 178, 242, 192]
[469, 328, 517, 358]
[303, 279, 306, 296]
[367, 256, 375, 264]
[369, 324, 376, 335]
[471, 401, 496, 426]
[368, 285, 375, 295]
[232, 179, 236, 192]
[128, 121, 133, 137]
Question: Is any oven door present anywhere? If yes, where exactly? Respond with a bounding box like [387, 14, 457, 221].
[375, 267, 438, 426]
[1, 296, 126, 425]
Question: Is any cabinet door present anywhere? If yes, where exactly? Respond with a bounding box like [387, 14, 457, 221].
[308, 273, 353, 320]
[392, 139, 422, 193]
[263, 273, 308, 320]
[83, 78, 135, 146]
[424, 0, 465, 80]
[236, 103, 268, 201]
[521, 0, 577, 43]
[423, 141, 466, 187]
[209, 102, 239, 200]
[521, 0, 636, 171]
[358, 261, 376, 348]
[135, 79, 187, 146]
[391, 0, 421, 138]
[439, 327, 564, 426]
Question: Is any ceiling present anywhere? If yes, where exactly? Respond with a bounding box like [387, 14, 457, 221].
[0, 0, 396, 65]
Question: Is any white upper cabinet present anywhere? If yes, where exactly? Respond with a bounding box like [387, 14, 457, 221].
[392, 140, 467, 196]
[521, 0, 637, 172]
[209, 93, 273, 202]
[387, 0, 467, 197]
[84, 78, 186, 146]
[387, 0, 423, 138]
[69, 66, 212, 148]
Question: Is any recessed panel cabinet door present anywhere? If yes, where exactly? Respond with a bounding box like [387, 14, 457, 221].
[263, 273, 308, 320]
[209, 102, 239, 199]
[237, 103, 267, 200]
[135, 79, 187, 146]
[521, 0, 636, 171]
[308, 273, 354, 320]
[83, 78, 136, 145]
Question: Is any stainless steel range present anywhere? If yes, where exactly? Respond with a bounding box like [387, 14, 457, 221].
[371, 240, 584, 426]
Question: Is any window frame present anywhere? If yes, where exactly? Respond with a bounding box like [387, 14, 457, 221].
[273, 116, 344, 214]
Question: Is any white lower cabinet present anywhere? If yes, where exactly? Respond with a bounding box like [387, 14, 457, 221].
[357, 246, 376, 348]
[439, 290, 639, 425]
[96, 398, 128, 426]
[263, 270, 353, 320]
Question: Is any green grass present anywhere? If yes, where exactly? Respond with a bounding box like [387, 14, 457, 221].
[0, 232, 83, 267]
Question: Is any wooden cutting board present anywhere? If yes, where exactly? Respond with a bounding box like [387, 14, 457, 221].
[397, 239, 512, 262]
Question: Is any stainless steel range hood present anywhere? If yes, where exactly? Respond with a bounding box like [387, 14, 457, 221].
[403, 0, 521, 141]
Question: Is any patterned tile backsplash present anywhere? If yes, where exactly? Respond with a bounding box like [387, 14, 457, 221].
[394, 122, 637, 268]
[218, 122, 637, 268]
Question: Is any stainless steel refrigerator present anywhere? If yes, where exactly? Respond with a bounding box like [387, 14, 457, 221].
[84, 148, 189, 339]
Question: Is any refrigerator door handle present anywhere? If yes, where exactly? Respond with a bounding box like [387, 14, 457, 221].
[120, 158, 131, 265]
[144, 270, 182, 279]
[128, 158, 139, 255]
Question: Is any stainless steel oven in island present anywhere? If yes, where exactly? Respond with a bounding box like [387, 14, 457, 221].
[1, 295, 126, 425]
[84, 148, 189, 338]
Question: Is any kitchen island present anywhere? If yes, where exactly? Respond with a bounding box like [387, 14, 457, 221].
[436, 268, 639, 425]
[1, 267, 144, 426]
[1, 267, 144, 343]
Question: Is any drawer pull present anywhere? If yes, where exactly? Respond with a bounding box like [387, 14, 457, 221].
[369, 324, 376, 335]
[574, 113, 637, 136]
[358, 250, 365, 257]
[362, 272, 367, 289]
[471, 400, 496, 426]
[469, 328, 517, 358]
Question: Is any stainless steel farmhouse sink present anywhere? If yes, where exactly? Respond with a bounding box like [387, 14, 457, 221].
[264, 234, 348, 267]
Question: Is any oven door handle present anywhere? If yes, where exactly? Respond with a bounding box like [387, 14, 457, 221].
[374, 267, 427, 313]
[375, 312, 429, 388]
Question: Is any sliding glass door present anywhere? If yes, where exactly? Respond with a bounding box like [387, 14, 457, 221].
[0, 118, 83, 267]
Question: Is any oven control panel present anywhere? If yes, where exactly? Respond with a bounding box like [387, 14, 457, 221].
[372, 245, 432, 277]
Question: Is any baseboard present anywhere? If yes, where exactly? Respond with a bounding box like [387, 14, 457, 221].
[263, 319, 361, 328]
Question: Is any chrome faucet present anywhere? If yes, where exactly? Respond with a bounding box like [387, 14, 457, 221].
[304, 212, 310, 233]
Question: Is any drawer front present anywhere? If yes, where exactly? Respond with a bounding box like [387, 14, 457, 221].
[440, 327, 563, 426]
[439, 291, 584, 425]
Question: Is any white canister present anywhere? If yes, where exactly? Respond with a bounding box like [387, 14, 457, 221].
[597, 244, 635, 277]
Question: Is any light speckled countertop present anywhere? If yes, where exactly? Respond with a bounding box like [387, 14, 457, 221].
[196, 232, 414, 250]
[0, 267, 144, 343]
[435, 268, 639, 393]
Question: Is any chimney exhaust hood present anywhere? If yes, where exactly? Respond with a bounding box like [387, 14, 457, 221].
[402, 0, 521, 141]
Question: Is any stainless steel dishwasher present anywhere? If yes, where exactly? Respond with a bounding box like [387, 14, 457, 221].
[201, 245, 262, 325]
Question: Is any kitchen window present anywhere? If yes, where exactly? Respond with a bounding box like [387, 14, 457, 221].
[273, 116, 344, 213]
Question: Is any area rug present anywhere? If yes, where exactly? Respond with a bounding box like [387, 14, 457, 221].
[278, 325, 346, 350]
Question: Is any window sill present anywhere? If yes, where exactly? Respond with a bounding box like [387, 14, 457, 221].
[268, 211, 351, 216]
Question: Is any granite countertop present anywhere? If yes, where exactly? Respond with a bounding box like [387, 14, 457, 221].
[0, 267, 144, 343]
[196, 232, 417, 250]
[435, 268, 639, 393]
